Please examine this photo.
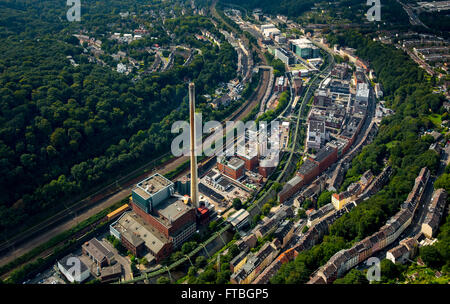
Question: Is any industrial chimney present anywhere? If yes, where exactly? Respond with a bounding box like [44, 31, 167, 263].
[189, 82, 199, 208]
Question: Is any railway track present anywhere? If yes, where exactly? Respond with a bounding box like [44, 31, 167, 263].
[0, 2, 271, 277]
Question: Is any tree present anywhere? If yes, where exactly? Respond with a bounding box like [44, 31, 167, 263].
[50, 128, 67, 148]
[209, 220, 218, 232]
[379, 259, 404, 282]
[216, 270, 231, 284]
[232, 198, 243, 210]
[181, 241, 197, 254]
[197, 269, 216, 283]
[195, 256, 207, 268]
[333, 269, 368, 284]
[188, 266, 197, 277]
[317, 191, 334, 208]
[261, 203, 271, 215]
[228, 244, 240, 257]
[420, 245, 443, 269]
[156, 276, 171, 284]
[272, 182, 282, 193]
[302, 199, 314, 210]
[139, 258, 149, 267]
[170, 251, 184, 264]
[435, 173, 450, 192]
[297, 209, 307, 219]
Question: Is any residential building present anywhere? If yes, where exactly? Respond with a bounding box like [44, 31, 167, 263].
[386, 237, 418, 264]
[356, 83, 370, 103]
[422, 189, 447, 238]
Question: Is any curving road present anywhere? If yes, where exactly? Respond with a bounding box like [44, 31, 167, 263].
[0, 6, 271, 270]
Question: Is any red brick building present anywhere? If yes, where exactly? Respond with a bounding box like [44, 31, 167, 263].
[297, 159, 320, 184]
[217, 157, 245, 180]
[310, 145, 337, 173]
[238, 153, 259, 171]
[131, 200, 196, 241]
[259, 166, 275, 178]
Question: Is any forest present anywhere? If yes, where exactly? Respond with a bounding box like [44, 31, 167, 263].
[221, 0, 409, 26]
[0, 1, 240, 233]
[271, 30, 446, 283]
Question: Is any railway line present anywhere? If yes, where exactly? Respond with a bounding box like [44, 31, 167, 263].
[0, 2, 271, 278]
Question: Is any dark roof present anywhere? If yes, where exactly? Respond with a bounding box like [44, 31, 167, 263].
[82, 238, 114, 262]
[218, 178, 232, 187]
[298, 159, 318, 176]
[274, 220, 294, 239]
[101, 264, 122, 278]
[231, 250, 249, 267]
[314, 146, 336, 163]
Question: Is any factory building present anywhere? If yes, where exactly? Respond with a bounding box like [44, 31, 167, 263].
[278, 145, 338, 203]
[237, 150, 259, 171]
[110, 173, 197, 263]
[110, 211, 172, 262]
[275, 48, 295, 66]
[217, 156, 245, 180]
[290, 38, 321, 59]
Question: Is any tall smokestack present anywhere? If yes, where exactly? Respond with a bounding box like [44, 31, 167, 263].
[189, 82, 199, 208]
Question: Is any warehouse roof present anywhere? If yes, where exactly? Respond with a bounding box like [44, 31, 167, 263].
[298, 159, 318, 176]
[114, 212, 169, 254]
[314, 146, 336, 163]
[134, 174, 173, 200]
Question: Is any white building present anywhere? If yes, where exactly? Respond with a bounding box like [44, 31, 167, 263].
[57, 254, 91, 283]
[307, 120, 327, 150]
[260, 24, 280, 37]
[356, 83, 370, 103]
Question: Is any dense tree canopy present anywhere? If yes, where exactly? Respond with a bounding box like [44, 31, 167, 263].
[0, 0, 240, 232]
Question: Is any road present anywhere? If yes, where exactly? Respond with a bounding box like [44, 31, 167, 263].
[402, 46, 435, 76]
[0, 7, 271, 269]
[360, 142, 450, 269]
[397, 0, 429, 29]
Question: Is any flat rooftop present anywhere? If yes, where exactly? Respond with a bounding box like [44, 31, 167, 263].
[309, 120, 325, 133]
[298, 159, 318, 176]
[58, 254, 88, 273]
[314, 146, 336, 163]
[156, 196, 193, 225]
[228, 157, 245, 170]
[114, 212, 169, 253]
[134, 174, 173, 200]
